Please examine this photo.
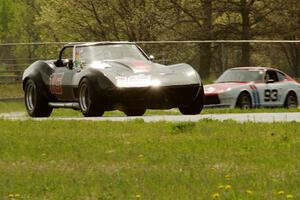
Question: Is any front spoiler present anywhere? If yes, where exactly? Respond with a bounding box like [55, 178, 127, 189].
[102, 84, 202, 110]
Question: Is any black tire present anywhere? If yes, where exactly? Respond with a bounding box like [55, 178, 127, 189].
[79, 78, 104, 117]
[179, 87, 204, 115]
[24, 79, 53, 117]
[285, 92, 298, 108]
[236, 92, 252, 109]
[124, 109, 146, 116]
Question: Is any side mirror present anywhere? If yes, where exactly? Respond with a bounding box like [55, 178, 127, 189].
[266, 79, 275, 84]
[61, 59, 70, 66]
[149, 55, 155, 62]
[55, 59, 69, 67]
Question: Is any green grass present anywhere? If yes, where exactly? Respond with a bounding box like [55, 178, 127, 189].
[0, 102, 25, 113]
[0, 120, 299, 199]
[0, 84, 23, 98]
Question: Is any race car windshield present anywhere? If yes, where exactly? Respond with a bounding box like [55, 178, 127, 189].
[216, 69, 264, 83]
[75, 44, 148, 64]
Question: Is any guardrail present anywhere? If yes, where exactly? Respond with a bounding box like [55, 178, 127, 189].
[0, 97, 23, 102]
[0, 70, 23, 84]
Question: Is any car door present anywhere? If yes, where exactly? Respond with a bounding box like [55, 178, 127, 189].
[257, 70, 283, 107]
[49, 46, 76, 101]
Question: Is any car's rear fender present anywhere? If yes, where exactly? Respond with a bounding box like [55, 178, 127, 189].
[283, 89, 299, 105]
[22, 61, 55, 100]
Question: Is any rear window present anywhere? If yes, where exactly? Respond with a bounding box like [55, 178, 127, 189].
[276, 71, 286, 81]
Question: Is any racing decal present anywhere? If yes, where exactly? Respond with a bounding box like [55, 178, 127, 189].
[250, 85, 260, 107]
[49, 73, 64, 95]
[129, 60, 151, 73]
[264, 89, 278, 102]
[74, 48, 82, 68]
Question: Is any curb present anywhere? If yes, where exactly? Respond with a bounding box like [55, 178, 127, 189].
[0, 97, 23, 102]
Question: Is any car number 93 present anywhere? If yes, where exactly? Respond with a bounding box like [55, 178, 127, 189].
[264, 89, 278, 102]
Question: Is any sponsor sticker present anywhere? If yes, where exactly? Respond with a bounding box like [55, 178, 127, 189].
[49, 73, 64, 94]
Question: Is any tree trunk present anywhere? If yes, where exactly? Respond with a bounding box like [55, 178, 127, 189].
[290, 43, 300, 77]
[240, 0, 251, 66]
[198, 0, 212, 78]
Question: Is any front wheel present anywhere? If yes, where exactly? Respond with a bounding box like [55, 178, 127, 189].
[79, 78, 104, 117]
[236, 92, 252, 109]
[179, 87, 204, 115]
[24, 79, 53, 117]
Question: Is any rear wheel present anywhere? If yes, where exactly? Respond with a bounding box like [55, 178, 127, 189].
[179, 87, 204, 115]
[124, 109, 146, 116]
[285, 92, 298, 108]
[24, 79, 53, 117]
[79, 78, 104, 117]
[236, 92, 252, 109]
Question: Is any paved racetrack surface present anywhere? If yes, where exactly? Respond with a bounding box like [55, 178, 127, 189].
[1, 112, 300, 123]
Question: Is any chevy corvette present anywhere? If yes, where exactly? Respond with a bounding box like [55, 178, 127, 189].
[204, 67, 300, 108]
[23, 42, 204, 117]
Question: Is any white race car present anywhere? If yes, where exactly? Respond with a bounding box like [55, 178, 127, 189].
[204, 67, 300, 108]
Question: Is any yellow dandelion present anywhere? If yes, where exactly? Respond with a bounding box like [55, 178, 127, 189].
[278, 191, 285, 195]
[218, 184, 224, 189]
[138, 154, 143, 158]
[135, 194, 141, 198]
[286, 194, 294, 199]
[246, 190, 253, 195]
[8, 194, 14, 198]
[211, 193, 220, 199]
[225, 174, 231, 180]
[225, 185, 232, 190]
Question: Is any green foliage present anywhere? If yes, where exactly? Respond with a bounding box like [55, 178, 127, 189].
[1, 1, 300, 77]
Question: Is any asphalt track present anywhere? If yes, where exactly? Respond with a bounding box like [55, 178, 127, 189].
[1, 112, 300, 123]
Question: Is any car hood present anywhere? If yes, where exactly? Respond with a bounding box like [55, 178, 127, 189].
[104, 59, 163, 74]
[85, 60, 202, 87]
[204, 82, 249, 95]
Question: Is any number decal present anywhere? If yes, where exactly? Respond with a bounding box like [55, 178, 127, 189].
[264, 89, 278, 102]
[49, 73, 64, 95]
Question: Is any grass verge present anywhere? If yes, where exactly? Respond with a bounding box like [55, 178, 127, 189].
[0, 120, 299, 199]
[0, 84, 23, 98]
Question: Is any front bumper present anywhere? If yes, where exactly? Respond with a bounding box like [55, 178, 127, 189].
[103, 84, 202, 109]
[204, 94, 235, 108]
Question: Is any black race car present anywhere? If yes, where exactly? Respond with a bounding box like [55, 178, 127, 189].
[23, 42, 204, 117]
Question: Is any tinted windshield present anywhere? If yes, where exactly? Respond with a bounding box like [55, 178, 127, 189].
[75, 44, 148, 64]
[216, 69, 264, 83]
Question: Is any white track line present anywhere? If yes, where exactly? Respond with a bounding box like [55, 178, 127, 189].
[1, 112, 300, 123]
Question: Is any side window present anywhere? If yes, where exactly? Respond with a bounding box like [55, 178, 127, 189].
[276, 71, 286, 82]
[61, 47, 73, 60]
[265, 70, 279, 82]
[55, 47, 74, 68]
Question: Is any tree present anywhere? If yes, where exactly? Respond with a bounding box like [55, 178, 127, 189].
[275, 0, 300, 77]
[165, 0, 216, 78]
[217, 0, 285, 66]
